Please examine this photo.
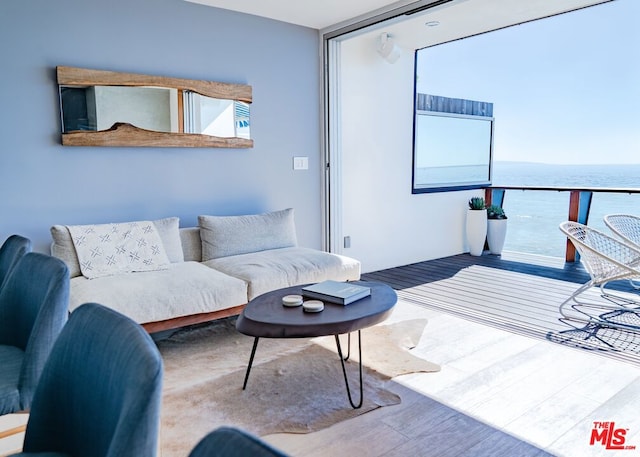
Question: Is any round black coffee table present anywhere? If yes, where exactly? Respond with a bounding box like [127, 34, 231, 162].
[235, 281, 397, 409]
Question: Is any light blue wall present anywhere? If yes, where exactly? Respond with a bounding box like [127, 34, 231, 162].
[0, 0, 321, 253]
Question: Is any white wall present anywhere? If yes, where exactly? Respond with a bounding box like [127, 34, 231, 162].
[337, 33, 481, 273]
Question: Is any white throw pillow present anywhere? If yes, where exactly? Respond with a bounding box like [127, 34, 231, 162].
[199, 208, 297, 260]
[66, 220, 170, 279]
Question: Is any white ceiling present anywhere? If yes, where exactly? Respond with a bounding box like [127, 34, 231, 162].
[184, 0, 404, 29]
[184, 0, 612, 33]
[348, 0, 613, 51]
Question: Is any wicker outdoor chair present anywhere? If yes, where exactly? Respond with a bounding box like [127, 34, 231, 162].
[558, 221, 640, 331]
[604, 214, 640, 289]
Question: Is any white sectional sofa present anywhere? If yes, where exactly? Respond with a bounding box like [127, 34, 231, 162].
[50, 209, 360, 333]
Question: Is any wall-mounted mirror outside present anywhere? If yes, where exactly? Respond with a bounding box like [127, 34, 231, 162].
[57, 66, 253, 148]
[413, 47, 494, 193]
[413, 108, 493, 192]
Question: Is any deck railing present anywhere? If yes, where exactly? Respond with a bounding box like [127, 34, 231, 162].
[484, 186, 640, 262]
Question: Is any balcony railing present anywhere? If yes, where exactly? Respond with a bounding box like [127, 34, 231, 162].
[484, 186, 640, 262]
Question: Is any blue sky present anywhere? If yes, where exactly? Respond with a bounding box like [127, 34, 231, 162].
[415, 0, 639, 165]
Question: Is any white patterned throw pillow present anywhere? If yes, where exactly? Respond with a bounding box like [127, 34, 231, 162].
[66, 220, 171, 279]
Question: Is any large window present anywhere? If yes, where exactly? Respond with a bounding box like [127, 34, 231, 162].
[413, 0, 638, 192]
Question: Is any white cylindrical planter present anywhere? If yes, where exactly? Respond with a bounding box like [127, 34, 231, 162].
[466, 209, 487, 256]
[487, 219, 507, 255]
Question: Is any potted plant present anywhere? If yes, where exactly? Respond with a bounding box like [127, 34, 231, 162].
[466, 197, 487, 256]
[486, 204, 508, 255]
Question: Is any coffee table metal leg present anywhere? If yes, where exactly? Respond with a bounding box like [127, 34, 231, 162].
[242, 337, 260, 390]
[341, 333, 351, 361]
[334, 331, 363, 409]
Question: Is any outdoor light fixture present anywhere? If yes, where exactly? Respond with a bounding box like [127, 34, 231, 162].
[377, 32, 402, 64]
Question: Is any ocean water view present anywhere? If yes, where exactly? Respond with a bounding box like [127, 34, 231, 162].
[491, 162, 640, 258]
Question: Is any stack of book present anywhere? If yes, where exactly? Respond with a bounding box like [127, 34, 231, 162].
[301, 280, 371, 305]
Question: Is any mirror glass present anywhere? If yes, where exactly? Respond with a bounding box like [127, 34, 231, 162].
[60, 85, 251, 139]
[413, 112, 493, 192]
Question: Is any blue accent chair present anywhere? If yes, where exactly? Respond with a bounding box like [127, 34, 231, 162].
[0, 235, 31, 290]
[10, 303, 163, 457]
[188, 427, 289, 457]
[0, 253, 69, 416]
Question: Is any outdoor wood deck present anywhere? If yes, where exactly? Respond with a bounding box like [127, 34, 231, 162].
[362, 250, 640, 365]
[361, 250, 588, 337]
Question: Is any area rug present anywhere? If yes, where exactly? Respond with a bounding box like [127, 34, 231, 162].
[157, 317, 439, 457]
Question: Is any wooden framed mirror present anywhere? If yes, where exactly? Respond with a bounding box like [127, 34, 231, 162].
[57, 66, 253, 148]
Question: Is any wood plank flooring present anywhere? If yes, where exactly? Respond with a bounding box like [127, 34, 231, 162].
[0, 415, 27, 457]
[265, 252, 640, 456]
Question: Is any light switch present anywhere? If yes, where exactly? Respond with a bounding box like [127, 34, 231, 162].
[293, 157, 309, 170]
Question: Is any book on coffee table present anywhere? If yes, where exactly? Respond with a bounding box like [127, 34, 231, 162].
[301, 280, 371, 305]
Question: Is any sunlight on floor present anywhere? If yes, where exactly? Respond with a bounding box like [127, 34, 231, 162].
[391, 302, 640, 457]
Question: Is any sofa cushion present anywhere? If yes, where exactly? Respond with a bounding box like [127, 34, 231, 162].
[179, 227, 202, 262]
[51, 217, 183, 278]
[67, 221, 171, 279]
[152, 217, 185, 262]
[68, 262, 248, 324]
[204, 247, 361, 300]
[50, 225, 82, 278]
[199, 209, 297, 261]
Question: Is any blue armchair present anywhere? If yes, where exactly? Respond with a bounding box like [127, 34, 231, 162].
[188, 427, 289, 457]
[0, 235, 31, 289]
[0, 253, 69, 416]
[10, 302, 163, 457]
